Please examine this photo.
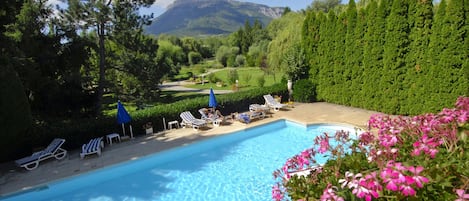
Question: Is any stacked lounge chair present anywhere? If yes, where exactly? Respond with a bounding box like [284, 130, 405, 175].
[15, 138, 67, 170]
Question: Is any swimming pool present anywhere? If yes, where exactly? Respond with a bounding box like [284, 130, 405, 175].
[1, 120, 358, 201]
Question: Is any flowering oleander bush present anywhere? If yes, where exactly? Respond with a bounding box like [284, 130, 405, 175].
[273, 96, 469, 201]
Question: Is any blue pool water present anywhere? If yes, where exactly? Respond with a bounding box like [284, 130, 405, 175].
[1, 120, 358, 201]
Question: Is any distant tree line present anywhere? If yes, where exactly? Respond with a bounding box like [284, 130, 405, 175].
[302, 0, 468, 115]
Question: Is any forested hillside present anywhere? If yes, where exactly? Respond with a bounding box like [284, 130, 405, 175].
[302, 0, 468, 115]
[146, 0, 284, 36]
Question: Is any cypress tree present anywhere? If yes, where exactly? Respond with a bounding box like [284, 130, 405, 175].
[332, 13, 347, 104]
[316, 11, 328, 97]
[317, 10, 337, 101]
[403, 0, 434, 114]
[362, 0, 379, 110]
[434, 0, 469, 109]
[427, 0, 447, 111]
[343, 0, 357, 105]
[382, 0, 410, 114]
[365, 0, 392, 111]
[351, 8, 367, 107]
[303, 11, 320, 83]
[464, 0, 469, 96]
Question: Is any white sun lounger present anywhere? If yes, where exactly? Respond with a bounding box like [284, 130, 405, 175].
[263, 94, 287, 112]
[249, 104, 270, 113]
[180, 111, 208, 130]
[80, 137, 104, 159]
[15, 138, 67, 170]
[198, 108, 224, 126]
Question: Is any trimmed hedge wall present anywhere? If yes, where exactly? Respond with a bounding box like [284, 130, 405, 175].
[4, 84, 288, 163]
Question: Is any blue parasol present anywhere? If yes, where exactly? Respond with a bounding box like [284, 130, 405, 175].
[117, 100, 133, 138]
[208, 88, 217, 108]
[117, 101, 131, 124]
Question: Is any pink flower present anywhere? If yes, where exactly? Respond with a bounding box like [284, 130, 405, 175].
[338, 171, 361, 189]
[400, 184, 416, 196]
[380, 162, 406, 192]
[412, 134, 440, 158]
[359, 131, 375, 146]
[457, 110, 468, 123]
[272, 184, 284, 201]
[407, 166, 429, 188]
[318, 137, 330, 154]
[378, 133, 399, 147]
[455, 189, 469, 201]
[320, 184, 344, 201]
[352, 172, 381, 201]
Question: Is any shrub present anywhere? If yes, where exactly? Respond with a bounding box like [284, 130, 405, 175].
[257, 76, 265, 87]
[235, 54, 246, 67]
[227, 69, 239, 85]
[292, 79, 316, 102]
[272, 96, 469, 201]
[207, 73, 219, 83]
[188, 51, 202, 65]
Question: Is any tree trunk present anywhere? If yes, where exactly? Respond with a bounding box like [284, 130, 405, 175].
[96, 22, 106, 116]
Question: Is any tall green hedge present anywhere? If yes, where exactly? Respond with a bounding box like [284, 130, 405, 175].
[303, 0, 468, 115]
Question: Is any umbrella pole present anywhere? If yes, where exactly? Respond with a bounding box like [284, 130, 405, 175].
[122, 123, 126, 136]
[129, 125, 134, 139]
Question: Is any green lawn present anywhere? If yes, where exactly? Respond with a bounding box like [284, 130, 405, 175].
[184, 67, 284, 91]
[103, 66, 284, 116]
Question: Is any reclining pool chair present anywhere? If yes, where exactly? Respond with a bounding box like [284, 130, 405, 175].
[15, 138, 67, 170]
[263, 94, 287, 112]
[180, 111, 208, 130]
[198, 108, 224, 126]
[80, 137, 104, 159]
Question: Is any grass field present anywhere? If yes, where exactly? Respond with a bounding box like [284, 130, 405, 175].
[182, 67, 284, 91]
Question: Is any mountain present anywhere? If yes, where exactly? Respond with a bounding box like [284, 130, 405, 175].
[145, 0, 284, 36]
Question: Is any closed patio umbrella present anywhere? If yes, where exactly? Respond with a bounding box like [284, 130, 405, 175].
[117, 100, 133, 139]
[209, 88, 217, 109]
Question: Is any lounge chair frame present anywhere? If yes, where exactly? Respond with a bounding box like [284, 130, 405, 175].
[180, 111, 208, 130]
[80, 137, 104, 159]
[198, 108, 224, 126]
[263, 94, 287, 112]
[15, 138, 67, 171]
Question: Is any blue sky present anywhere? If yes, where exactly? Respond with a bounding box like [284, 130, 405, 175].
[48, 0, 314, 17]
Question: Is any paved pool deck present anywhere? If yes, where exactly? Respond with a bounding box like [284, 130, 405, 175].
[0, 102, 380, 196]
